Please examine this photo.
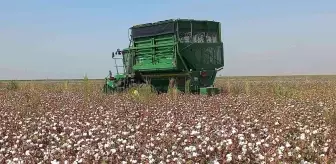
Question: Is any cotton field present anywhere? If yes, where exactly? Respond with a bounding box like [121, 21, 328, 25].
[0, 77, 335, 163]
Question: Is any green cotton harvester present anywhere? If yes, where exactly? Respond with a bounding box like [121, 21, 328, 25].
[103, 19, 224, 95]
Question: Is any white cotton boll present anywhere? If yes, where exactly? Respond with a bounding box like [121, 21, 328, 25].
[239, 140, 245, 146]
[213, 159, 220, 164]
[226, 153, 232, 162]
[323, 147, 328, 152]
[275, 137, 279, 142]
[231, 128, 237, 134]
[191, 130, 199, 135]
[242, 145, 247, 154]
[104, 143, 110, 148]
[300, 133, 305, 140]
[208, 146, 214, 151]
[122, 131, 129, 136]
[129, 145, 135, 150]
[238, 134, 244, 141]
[278, 146, 285, 155]
[166, 123, 171, 128]
[51, 160, 59, 164]
[258, 154, 265, 160]
[312, 130, 318, 134]
[227, 139, 233, 145]
[285, 142, 291, 148]
[310, 141, 315, 148]
[238, 155, 242, 160]
[196, 123, 202, 129]
[205, 137, 210, 141]
[263, 143, 270, 148]
[297, 154, 302, 159]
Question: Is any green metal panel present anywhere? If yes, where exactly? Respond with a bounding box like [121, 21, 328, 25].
[176, 19, 224, 71]
[178, 43, 223, 70]
[131, 34, 176, 72]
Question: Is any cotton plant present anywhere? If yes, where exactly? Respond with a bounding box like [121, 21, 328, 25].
[0, 81, 335, 163]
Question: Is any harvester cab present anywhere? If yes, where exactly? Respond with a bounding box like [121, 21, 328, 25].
[103, 49, 128, 93]
[111, 49, 124, 74]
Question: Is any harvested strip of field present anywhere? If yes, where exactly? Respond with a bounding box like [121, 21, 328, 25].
[0, 79, 335, 163]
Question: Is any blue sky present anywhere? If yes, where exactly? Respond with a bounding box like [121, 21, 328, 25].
[0, 0, 335, 79]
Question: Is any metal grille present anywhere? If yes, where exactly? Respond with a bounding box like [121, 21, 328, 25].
[201, 46, 222, 65]
[179, 32, 192, 43]
[179, 32, 219, 43]
[193, 32, 205, 43]
[206, 32, 218, 43]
